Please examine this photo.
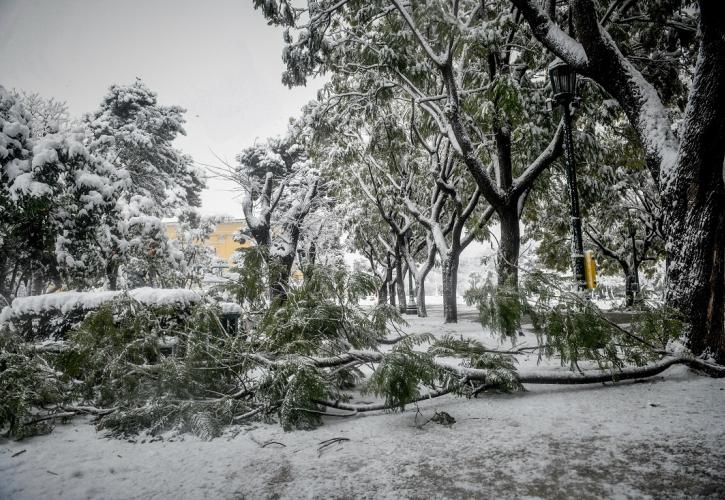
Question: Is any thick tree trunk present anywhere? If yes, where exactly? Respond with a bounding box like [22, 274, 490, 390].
[442, 252, 460, 323]
[416, 279, 427, 317]
[664, 4, 725, 363]
[665, 162, 725, 363]
[496, 204, 520, 289]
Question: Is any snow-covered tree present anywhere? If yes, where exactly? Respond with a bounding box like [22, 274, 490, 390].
[511, 0, 725, 362]
[0, 86, 121, 298]
[83, 79, 205, 289]
[253, 0, 566, 296]
[236, 126, 320, 300]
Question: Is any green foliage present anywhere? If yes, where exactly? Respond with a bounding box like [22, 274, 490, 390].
[259, 364, 329, 431]
[464, 274, 525, 338]
[430, 335, 522, 393]
[465, 270, 679, 373]
[227, 246, 269, 308]
[96, 399, 245, 440]
[53, 297, 248, 437]
[256, 264, 398, 355]
[0, 263, 411, 438]
[366, 347, 441, 412]
[0, 329, 66, 438]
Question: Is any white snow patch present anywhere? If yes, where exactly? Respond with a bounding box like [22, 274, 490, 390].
[0, 288, 202, 324]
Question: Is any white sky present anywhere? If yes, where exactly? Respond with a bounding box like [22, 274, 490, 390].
[0, 0, 321, 217]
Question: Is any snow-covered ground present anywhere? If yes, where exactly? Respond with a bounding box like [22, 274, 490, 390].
[2, 306, 724, 499]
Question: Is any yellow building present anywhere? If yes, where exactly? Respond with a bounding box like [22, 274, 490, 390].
[165, 219, 253, 264]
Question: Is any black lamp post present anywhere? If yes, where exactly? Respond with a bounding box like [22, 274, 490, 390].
[627, 210, 640, 300]
[549, 58, 586, 292]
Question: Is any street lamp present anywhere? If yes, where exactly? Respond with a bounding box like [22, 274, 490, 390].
[626, 210, 641, 302]
[549, 58, 586, 292]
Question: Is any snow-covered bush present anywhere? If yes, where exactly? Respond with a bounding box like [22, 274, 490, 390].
[0, 288, 201, 341]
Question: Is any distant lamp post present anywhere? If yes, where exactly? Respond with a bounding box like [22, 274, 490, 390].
[406, 269, 418, 315]
[549, 58, 586, 292]
[626, 210, 641, 300]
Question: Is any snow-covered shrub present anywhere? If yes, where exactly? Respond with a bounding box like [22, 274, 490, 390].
[0, 288, 201, 341]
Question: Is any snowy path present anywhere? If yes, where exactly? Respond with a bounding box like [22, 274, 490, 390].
[2, 308, 724, 499]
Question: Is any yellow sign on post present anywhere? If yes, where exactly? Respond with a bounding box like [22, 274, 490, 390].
[584, 250, 597, 289]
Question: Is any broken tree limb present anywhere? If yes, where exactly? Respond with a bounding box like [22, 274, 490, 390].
[314, 356, 723, 414]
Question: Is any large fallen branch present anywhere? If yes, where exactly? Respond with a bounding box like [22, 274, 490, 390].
[316, 385, 460, 414]
[312, 356, 724, 414]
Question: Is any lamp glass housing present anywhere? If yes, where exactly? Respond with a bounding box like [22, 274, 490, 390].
[548, 59, 577, 103]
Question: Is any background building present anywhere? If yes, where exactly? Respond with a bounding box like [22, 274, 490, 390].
[165, 218, 253, 264]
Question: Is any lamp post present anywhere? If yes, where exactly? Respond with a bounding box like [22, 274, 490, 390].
[627, 210, 640, 303]
[549, 58, 586, 292]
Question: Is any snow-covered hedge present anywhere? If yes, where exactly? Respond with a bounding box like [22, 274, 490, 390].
[0, 288, 202, 340]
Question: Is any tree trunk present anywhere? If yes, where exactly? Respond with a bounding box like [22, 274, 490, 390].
[415, 263, 436, 318]
[496, 204, 520, 289]
[665, 158, 725, 363]
[396, 266, 406, 314]
[416, 278, 427, 317]
[442, 252, 460, 323]
[377, 279, 388, 305]
[664, 4, 725, 363]
[417, 251, 438, 318]
[268, 253, 295, 302]
[624, 272, 635, 308]
[31, 271, 45, 296]
[106, 260, 119, 291]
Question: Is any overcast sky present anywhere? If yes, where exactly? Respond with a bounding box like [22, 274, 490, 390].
[0, 0, 321, 216]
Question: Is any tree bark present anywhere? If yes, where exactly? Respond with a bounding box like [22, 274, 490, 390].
[268, 252, 295, 302]
[395, 251, 406, 313]
[377, 279, 388, 305]
[496, 203, 520, 289]
[415, 256, 436, 318]
[663, 1, 725, 363]
[416, 278, 427, 317]
[442, 251, 460, 323]
[106, 260, 119, 291]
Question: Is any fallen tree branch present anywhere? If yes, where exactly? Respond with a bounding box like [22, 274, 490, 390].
[62, 405, 116, 416]
[314, 356, 723, 414]
[315, 385, 458, 413]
